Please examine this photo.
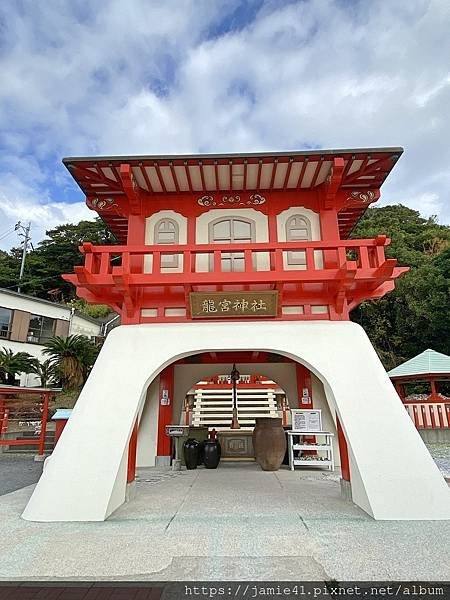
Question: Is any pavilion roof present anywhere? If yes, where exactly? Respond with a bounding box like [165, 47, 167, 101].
[63, 147, 403, 242]
[388, 349, 450, 379]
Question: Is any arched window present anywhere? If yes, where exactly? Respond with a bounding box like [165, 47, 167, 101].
[208, 217, 255, 272]
[154, 218, 179, 268]
[286, 215, 311, 265]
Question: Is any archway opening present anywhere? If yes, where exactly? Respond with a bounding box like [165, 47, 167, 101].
[133, 350, 344, 474]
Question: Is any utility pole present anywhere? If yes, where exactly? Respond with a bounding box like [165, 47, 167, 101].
[16, 221, 31, 294]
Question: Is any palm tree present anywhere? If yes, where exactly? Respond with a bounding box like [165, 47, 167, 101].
[29, 358, 59, 388]
[43, 335, 99, 390]
[0, 348, 34, 385]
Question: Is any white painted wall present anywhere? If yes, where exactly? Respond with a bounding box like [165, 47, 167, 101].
[1, 340, 47, 387]
[136, 376, 160, 467]
[70, 314, 101, 338]
[0, 291, 100, 386]
[144, 210, 187, 274]
[23, 321, 450, 522]
[311, 373, 340, 465]
[277, 207, 323, 270]
[0, 291, 70, 320]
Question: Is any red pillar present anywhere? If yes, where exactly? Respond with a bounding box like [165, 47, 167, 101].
[394, 382, 406, 401]
[127, 419, 138, 483]
[296, 363, 313, 408]
[295, 363, 316, 453]
[430, 378, 437, 399]
[157, 365, 175, 460]
[268, 213, 277, 271]
[122, 214, 146, 325]
[54, 419, 68, 445]
[336, 415, 350, 482]
[319, 208, 340, 268]
[37, 392, 49, 456]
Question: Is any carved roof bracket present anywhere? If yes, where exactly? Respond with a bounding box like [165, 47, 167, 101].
[319, 157, 345, 209]
[119, 163, 142, 215]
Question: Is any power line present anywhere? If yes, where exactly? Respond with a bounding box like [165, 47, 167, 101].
[0, 227, 16, 242]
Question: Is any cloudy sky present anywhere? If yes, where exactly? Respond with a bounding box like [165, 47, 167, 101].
[0, 0, 449, 250]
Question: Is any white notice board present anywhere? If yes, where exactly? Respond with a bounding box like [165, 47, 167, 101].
[291, 409, 322, 432]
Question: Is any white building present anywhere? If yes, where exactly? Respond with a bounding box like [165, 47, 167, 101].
[0, 288, 102, 386]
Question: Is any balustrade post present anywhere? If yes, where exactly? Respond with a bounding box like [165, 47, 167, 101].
[244, 249, 252, 272]
[305, 247, 315, 270]
[183, 251, 191, 274]
[359, 246, 370, 269]
[274, 249, 283, 272]
[213, 250, 221, 272]
[99, 252, 110, 275]
[152, 251, 161, 274]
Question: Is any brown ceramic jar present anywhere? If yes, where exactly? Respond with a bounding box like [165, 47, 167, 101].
[252, 417, 286, 471]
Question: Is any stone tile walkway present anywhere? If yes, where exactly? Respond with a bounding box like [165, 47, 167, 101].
[0, 463, 449, 581]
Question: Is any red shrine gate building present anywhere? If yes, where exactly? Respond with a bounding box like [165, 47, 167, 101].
[23, 148, 450, 522]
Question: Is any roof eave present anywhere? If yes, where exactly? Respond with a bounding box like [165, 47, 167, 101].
[62, 146, 404, 165]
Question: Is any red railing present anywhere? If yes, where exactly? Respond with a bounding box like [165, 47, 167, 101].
[0, 391, 50, 456]
[73, 235, 399, 285]
[404, 402, 450, 429]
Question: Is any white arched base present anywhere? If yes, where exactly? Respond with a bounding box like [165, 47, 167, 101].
[22, 322, 450, 522]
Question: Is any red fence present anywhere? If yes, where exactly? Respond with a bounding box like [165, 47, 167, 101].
[404, 402, 450, 429]
[0, 388, 53, 456]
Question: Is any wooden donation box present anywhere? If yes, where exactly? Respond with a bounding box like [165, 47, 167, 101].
[218, 431, 255, 460]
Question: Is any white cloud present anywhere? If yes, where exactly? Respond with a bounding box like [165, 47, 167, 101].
[0, 174, 93, 251]
[0, 0, 449, 252]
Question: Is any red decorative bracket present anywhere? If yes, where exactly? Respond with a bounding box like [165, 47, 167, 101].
[320, 157, 345, 209]
[120, 164, 142, 215]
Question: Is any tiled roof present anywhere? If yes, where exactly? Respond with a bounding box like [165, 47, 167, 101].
[388, 349, 450, 378]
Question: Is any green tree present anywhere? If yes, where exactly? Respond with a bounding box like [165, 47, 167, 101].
[29, 358, 59, 388]
[43, 335, 100, 390]
[0, 251, 19, 289]
[351, 204, 449, 267]
[67, 298, 112, 319]
[0, 348, 34, 385]
[351, 205, 450, 369]
[0, 218, 114, 300]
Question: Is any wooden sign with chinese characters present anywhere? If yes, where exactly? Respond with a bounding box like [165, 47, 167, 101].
[190, 291, 278, 318]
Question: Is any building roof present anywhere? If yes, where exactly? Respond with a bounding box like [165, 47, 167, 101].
[63, 147, 403, 242]
[388, 349, 450, 379]
[52, 409, 73, 420]
[0, 287, 101, 325]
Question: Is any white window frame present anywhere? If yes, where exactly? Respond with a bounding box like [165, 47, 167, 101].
[154, 218, 180, 268]
[286, 215, 312, 266]
[208, 216, 256, 272]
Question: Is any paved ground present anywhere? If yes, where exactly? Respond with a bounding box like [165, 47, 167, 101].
[427, 442, 450, 478]
[0, 462, 449, 582]
[0, 454, 43, 496]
